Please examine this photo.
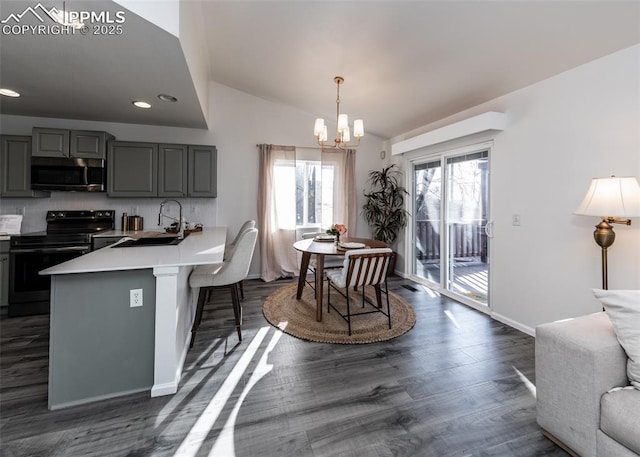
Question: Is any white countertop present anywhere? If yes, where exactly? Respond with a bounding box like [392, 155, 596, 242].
[42, 227, 227, 275]
[92, 229, 171, 238]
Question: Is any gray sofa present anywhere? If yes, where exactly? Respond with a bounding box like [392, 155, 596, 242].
[536, 312, 640, 457]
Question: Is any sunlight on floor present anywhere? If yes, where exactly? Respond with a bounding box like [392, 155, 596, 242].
[174, 327, 270, 456]
[172, 324, 286, 457]
[155, 337, 225, 427]
[513, 366, 536, 398]
[421, 284, 440, 297]
[208, 323, 286, 456]
[444, 310, 461, 329]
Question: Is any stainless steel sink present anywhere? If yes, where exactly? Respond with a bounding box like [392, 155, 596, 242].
[112, 233, 189, 248]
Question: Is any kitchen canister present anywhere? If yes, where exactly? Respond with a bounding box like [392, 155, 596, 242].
[129, 215, 144, 231]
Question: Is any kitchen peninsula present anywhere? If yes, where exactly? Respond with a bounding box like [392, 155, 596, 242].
[41, 227, 226, 410]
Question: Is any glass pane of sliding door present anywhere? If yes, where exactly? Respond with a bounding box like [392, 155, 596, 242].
[413, 159, 442, 285]
[445, 151, 489, 304]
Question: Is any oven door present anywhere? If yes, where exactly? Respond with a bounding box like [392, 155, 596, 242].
[8, 245, 90, 316]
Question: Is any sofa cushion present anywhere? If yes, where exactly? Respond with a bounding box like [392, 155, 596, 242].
[600, 387, 640, 454]
[593, 289, 640, 389]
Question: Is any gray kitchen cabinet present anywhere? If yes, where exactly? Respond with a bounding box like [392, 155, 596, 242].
[107, 141, 158, 197]
[188, 145, 217, 197]
[32, 128, 69, 158]
[0, 240, 9, 310]
[158, 144, 188, 197]
[33, 127, 114, 159]
[108, 141, 216, 198]
[0, 135, 50, 198]
[70, 130, 114, 159]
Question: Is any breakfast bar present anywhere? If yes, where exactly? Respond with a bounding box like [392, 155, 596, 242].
[41, 228, 226, 410]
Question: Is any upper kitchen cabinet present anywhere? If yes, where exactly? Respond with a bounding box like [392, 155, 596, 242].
[188, 145, 217, 197]
[108, 141, 216, 198]
[1, 135, 50, 198]
[33, 128, 114, 159]
[107, 141, 158, 197]
[158, 144, 188, 197]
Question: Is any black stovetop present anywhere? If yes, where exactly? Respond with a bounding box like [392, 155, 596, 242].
[11, 210, 115, 248]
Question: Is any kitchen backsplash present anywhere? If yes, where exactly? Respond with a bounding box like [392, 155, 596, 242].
[0, 193, 217, 233]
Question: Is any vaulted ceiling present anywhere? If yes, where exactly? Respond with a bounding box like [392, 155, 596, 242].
[1, 1, 639, 139]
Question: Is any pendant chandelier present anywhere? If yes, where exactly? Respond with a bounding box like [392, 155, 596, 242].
[313, 76, 364, 150]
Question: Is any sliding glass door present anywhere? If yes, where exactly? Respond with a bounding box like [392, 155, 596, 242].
[412, 146, 491, 308]
[413, 159, 442, 285]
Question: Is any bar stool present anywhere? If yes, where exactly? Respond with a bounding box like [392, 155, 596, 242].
[224, 220, 256, 300]
[188, 227, 258, 348]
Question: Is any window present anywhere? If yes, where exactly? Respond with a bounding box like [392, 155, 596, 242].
[275, 158, 335, 229]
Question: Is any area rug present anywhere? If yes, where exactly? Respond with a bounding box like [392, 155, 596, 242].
[262, 283, 416, 344]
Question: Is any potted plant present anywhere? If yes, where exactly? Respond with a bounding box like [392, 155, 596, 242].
[362, 164, 409, 273]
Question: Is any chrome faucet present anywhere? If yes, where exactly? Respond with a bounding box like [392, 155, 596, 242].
[158, 199, 184, 239]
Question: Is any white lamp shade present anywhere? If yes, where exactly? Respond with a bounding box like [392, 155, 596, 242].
[337, 114, 348, 131]
[574, 176, 640, 217]
[342, 126, 351, 142]
[314, 118, 325, 136]
[353, 119, 364, 138]
[320, 125, 328, 142]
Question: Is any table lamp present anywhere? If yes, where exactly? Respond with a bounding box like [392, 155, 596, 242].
[574, 176, 640, 289]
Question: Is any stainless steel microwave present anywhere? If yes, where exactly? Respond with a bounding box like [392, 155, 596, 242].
[31, 157, 106, 192]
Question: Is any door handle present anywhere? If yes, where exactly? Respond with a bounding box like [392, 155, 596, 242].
[484, 221, 494, 238]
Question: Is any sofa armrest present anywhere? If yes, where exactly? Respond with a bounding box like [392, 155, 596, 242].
[536, 312, 628, 457]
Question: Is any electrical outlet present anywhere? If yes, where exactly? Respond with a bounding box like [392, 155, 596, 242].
[512, 214, 522, 226]
[130, 289, 143, 307]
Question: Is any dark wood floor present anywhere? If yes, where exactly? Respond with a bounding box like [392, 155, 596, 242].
[0, 277, 567, 457]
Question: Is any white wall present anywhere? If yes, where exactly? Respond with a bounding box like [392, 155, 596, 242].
[392, 44, 640, 332]
[0, 81, 386, 277]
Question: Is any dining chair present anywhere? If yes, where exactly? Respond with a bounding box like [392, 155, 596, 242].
[300, 231, 343, 295]
[223, 219, 255, 300]
[326, 248, 393, 336]
[188, 227, 258, 348]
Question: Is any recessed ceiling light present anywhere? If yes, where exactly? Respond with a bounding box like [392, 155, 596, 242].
[133, 101, 152, 109]
[0, 88, 21, 97]
[158, 94, 178, 103]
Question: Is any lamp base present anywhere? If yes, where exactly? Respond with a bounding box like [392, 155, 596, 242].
[593, 219, 615, 290]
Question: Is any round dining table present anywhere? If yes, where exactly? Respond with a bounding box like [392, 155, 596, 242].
[293, 237, 388, 322]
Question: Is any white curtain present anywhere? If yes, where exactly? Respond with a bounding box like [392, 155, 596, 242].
[321, 148, 357, 234]
[258, 144, 298, 282]
[258, 144, 356, 282]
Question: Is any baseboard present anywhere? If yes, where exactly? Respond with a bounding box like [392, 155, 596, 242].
[151, 381, 178, 397]
[541, 428, 580, 457]
[491, 311, 535, 337]
[49, 386, 149, 410]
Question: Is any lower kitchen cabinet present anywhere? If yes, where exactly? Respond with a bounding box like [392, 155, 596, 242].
[0, 240, 9, 310]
